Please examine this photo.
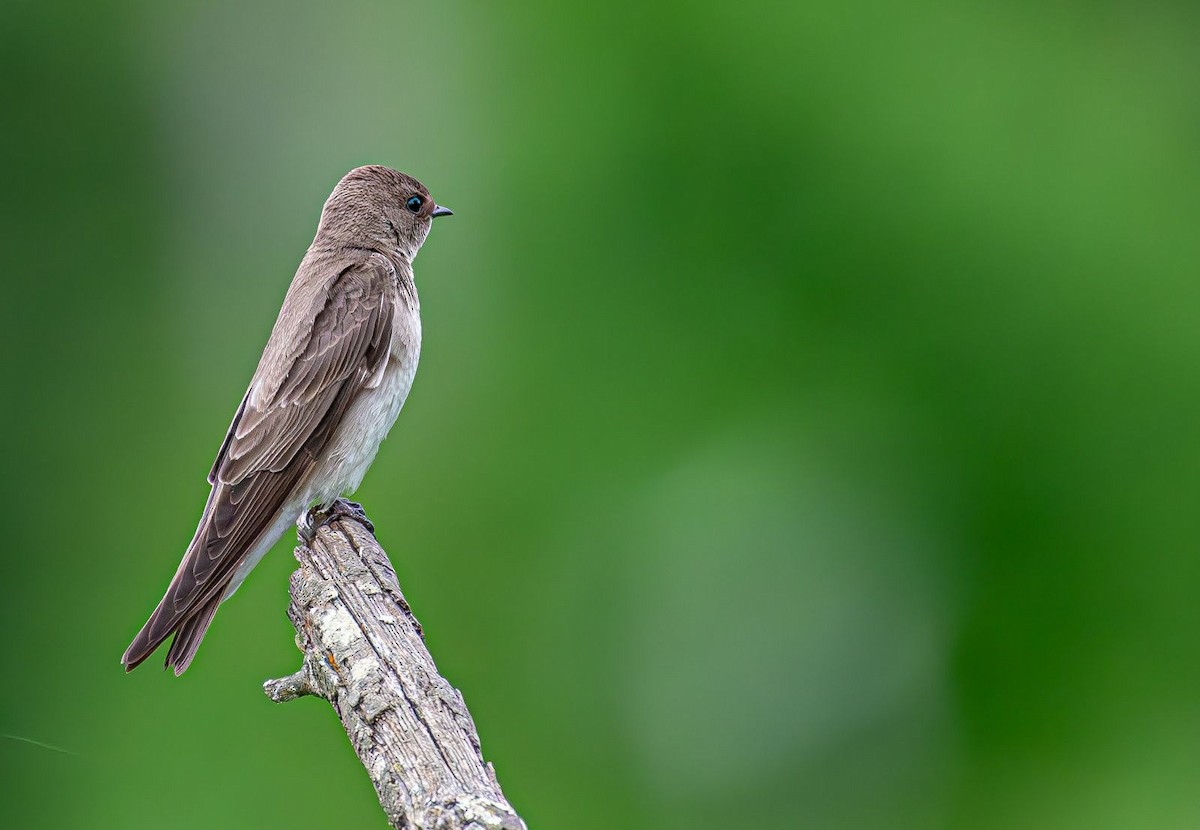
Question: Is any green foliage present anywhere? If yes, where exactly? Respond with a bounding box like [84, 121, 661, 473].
[3, 1, 1200, 827]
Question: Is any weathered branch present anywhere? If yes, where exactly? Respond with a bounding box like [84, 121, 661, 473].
[264, 500, 525, 830]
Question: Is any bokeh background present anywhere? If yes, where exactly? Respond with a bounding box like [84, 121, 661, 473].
[3, 1, 1200, 827]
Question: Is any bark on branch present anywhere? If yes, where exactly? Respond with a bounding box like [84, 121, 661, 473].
[264, 500, 525, 830]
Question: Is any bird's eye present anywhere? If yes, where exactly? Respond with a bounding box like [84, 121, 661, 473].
[405, 195, 424, 213]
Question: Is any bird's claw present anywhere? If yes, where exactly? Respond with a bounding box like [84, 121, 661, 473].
[329, 499, 375, 534]
[299, 498, 376, 545]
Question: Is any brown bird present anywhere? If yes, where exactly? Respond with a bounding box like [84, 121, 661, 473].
[123, 165, 453, 674]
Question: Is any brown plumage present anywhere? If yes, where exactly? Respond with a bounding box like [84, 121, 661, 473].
[123, 166, 453, 674]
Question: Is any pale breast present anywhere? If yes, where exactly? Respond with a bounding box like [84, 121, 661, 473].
[304, 295, 422, 506]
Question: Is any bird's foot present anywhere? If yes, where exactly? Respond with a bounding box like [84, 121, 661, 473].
[299, 498, 375, 544]
[328, 499, 375, 534]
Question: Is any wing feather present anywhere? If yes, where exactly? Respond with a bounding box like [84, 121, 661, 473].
[122, 255, 397, 671]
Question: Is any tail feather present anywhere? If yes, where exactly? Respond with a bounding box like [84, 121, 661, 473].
[121, 576, 228, 674]
[121, 481, 303, 674]
[164, 593, 223, 675]
[122, 623, 173, 673]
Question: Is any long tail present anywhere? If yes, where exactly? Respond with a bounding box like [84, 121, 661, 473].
[122, 489, 301, 674]
[122, 491, 233, 674]
[121, 582, 228, 674]
[165, 593, 223, 675]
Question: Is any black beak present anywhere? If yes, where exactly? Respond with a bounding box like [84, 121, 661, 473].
[431, 205, 454, 218]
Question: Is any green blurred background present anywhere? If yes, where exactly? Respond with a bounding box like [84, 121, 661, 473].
[3, 1, 1200, 827]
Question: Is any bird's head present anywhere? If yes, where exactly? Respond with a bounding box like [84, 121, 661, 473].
[318, 165, 453, 261]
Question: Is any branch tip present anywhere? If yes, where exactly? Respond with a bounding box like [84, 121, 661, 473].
[263, 667, 318, 702]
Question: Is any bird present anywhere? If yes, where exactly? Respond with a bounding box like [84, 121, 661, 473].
[122, 165, 453, 675]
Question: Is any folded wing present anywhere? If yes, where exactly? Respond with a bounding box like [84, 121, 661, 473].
[123, 256, 396, 673]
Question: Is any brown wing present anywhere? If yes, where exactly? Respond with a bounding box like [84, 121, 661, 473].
[122, 257, 395, 672]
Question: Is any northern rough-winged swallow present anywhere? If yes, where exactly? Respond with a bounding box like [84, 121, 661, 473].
[123, 165, 453, 674]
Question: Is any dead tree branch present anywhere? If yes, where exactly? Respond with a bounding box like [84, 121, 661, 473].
[264, 500, 525, 830]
